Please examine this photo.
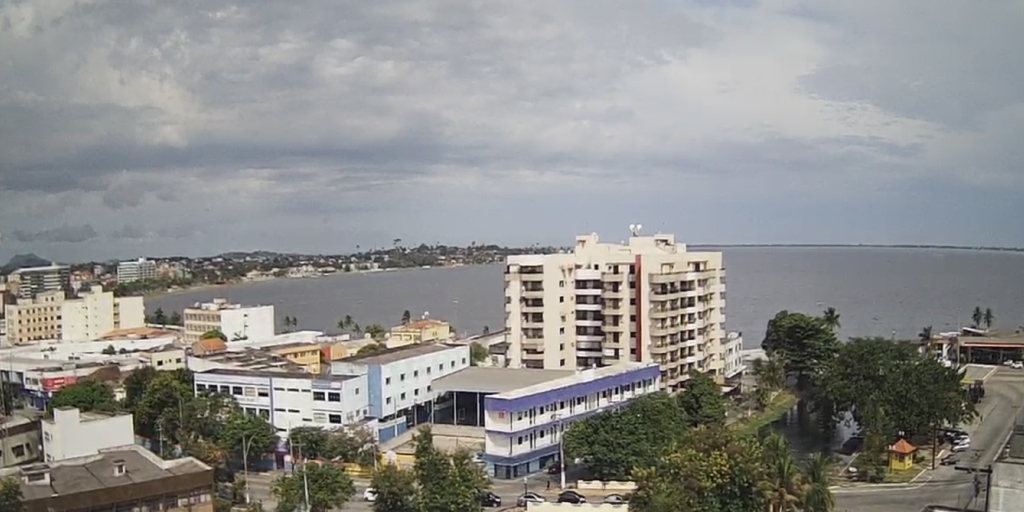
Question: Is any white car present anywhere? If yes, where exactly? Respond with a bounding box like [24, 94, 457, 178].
[364, 488, 378, 502]
[952, 442, 971, 452]
[1011, 361, 1023, 369]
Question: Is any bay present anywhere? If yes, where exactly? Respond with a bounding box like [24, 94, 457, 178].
[149, 247, 1024, 347]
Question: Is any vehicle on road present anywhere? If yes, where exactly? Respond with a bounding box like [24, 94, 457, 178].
[517, 492, 547, 507]
[557, 490, 587, 504]
[547, 463, 562, 474]
[1012, 361, 1023, 369]
[480, 491, 502, 507]
[603, 494, 629, 504]
[952, 442, 971, 452]
[940, 455, 959, 466]
[364, 488, 378, 502]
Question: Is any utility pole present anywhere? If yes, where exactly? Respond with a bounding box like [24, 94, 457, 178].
[242, 434, 257, 505]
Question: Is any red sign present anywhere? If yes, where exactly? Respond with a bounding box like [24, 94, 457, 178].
[42, 376, 78, 392]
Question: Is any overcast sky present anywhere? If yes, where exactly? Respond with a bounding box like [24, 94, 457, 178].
[1, 0, 1022, 263]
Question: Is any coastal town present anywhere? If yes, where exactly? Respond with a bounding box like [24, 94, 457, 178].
[0, 230, 1022, 512]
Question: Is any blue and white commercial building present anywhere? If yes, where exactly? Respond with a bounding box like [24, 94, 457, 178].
[331, 343, 471, 443]
[480, 362, 660, 479]
[193, 369, 369, 435]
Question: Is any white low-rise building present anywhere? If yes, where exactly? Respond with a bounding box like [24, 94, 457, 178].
[331, 343, 472, 443]
[193, 369, 369, 436]
[42, 407, 135, 462]
[61, 286, 146, 342]
[182, 299, 275, 344]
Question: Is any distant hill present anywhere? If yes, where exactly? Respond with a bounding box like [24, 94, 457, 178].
[1, 253, 52, 275]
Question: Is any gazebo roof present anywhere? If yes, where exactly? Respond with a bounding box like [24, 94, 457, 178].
[889, 438, 917, 455]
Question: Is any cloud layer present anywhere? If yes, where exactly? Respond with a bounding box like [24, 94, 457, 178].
[1, 0, 1022, 261]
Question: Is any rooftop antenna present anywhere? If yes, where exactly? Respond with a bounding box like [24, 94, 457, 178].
[629, 224, 643, 237]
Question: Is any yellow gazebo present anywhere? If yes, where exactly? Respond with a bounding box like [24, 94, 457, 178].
[888, 438, 917, 471]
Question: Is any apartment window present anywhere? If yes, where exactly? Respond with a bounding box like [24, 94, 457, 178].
[221, 386, 232, 393]
[354, 388, 360, 395]
[273, 387, 285, 391]
[12, 444, 25, 458]
[559, 280, 565, 287]
[559, 327, 565, 335]
[426, 367, 432, 375]
[450, 361, 455, 368]
[328, 392, 341, 402]
[438, 364, 443, 372]
[413, 370, 419, 377]
[313, 413, 327, 423]
[400, 392, 407, 400]
[313, 391, 326, 401]
[414, 389, 420, 397]
[386, 397, 392, 404]
[288, 409, 300, 413]
[385, 377, 391, 385]
[196, 384, 207, 392]
[258, 388, 269, 397]
[244, 387, 256, 397]
[400, 373, 406, 381]
[287, 388, 300, 392]
[274, 408, 286, 412]
[461, 358, 467, 365]
[559, 401, 565, 410]
[329, 414, 342, 424]
[232, 386, 243, 396]
[559, 296, 565, 303]
[427, 385, 432, 392]
[517, 436, 524, 445]
[560, 359, 566, 367]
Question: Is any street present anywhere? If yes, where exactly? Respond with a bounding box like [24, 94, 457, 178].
[836, 367, 1024, 512]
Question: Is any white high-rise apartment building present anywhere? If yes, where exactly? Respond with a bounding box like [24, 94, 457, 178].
[504, 229, 744, 391]
[61, 286, 146, 342]
[116, 258, 157, 284]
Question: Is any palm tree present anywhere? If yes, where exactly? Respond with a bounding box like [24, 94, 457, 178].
[282, 316, 293, 333]
[762, 432, 791, 467]
[972, 307, 983, 328]
[753, 354, 787, 392]
[919, 325, 933, 341]
[801, 453, 835, 512]
[821, 307, 841, 333]
[984, 308, 995, 329]
[767, 452, 803, 512]
[401, 310, 411, 325]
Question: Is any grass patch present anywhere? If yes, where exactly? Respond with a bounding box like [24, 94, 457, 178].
[884, 467, 924, 483]
[730, 390, 798, 436]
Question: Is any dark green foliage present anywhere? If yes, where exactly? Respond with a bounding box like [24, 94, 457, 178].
[272, 463, 354, 512]
[371, 463, 418, 512]
[762, 310, 840, 387]
[412, 426, 489, 512]
[677, 371, 727, 427]
[49, 380, 118, 414]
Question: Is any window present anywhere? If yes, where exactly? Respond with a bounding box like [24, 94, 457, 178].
[273, 387, 285, 391]
[274, 408, 286, 412]
[426, 366, 432, 375]
[414, 388, 420, 397]
[427, 385, 432, 392]
[450, 361, 455, 368]
[328, 392, 341, 402]
[400, 392, 407, 400]
[386, 397, 392, 404]
[313, 413, 328, 423]
[517, 436, 524, 445]
[196, 384, 207, 392]
[259, 409, 270, 419]
[313, 391, 326, 401]
[413, 370, 419, 377]
[461, 358, 467, 365]
[232, 386, 243, 396]
[385, 377, 391, 385]
[288, 409, 300, 413]
[287, 388, 300, 392]
[400, 373, 406, 381]
[157, 360, 164, 366]
[258, 388, 269, 397]
[244, 387, 256, 397]
[438, 364, 443, 372]
[329, 414, 342, 424]
[12, 444, 25, 458]
[221, 385, 231, 393]
[354, 388, 360, 395]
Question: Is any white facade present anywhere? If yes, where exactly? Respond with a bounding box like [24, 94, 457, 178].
[145, 347, 186, 371]
[482, 363, 661, 478]
[331, 343, 471, 420]
[41, 407, 135, 462]
[61, 286, 146, 342]
[193, 369, 369, 436]
[182, 299, 275, 344]
[116, 258, 157, 284]
[505, 230, 741, 391]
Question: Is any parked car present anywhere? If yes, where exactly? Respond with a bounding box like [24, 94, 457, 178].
[952, 442, 971, 453]
[940, 455, 959, 466]
[1012, 361, 1023, 370]
[603, 494, 629, 505]
[557, 490, 587, 504]
[480, 491, 502, 508]
[363, 488, 378, 502]
[517, 492, 547, 507]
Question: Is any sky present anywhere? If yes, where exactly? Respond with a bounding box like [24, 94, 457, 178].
[1, 0, 1023, 263]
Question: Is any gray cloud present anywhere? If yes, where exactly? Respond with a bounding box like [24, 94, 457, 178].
[0, 0, 1021, 260]
[11, 224, 99, 244]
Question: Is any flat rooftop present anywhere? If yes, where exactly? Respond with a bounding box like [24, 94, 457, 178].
[196, 368, 357, 381]
[339, 343, 459, 365]
[961, 364, 998, 383]
[492, 362, 658, 400]
[431, 367, 573, 395]
[5, 445, 210, 500]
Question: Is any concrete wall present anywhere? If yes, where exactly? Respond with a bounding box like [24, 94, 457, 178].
[42, 408, 135, 462]
[527, 503, 627, 511]
[220, 306, 275, 342]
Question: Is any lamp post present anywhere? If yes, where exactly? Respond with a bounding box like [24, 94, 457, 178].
[242, 434, 258, 505]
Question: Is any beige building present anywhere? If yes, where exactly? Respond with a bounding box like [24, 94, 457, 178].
[60, 286, 145, 342]
[3, 291, 66, 345]
[504, 229, 743, 391]
[182, 299, 275, 344]
[1, 415, 41, 468]
[388, 318, 453, 347]
[142, 346, 187, 371]
[267, 342, 324, 373]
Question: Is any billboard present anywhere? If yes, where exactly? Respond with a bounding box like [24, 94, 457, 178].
[42, 376, 78, 391]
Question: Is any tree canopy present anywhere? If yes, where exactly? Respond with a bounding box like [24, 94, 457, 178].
[762, 310, 840, 387]
[48, 380, 118, 414]
[0, 478, 24, 512]
[201, 330, 227, 340]
[469, 342, 488, 366]
[677, 371, 727, 427]
[357, 343, 385, 356]
[371, 462, 418, 512]
[412, 426, 490, 512]
[272, 462, 354, 512]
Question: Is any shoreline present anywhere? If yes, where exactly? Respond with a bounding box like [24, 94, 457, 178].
[142, 264, 480, 300]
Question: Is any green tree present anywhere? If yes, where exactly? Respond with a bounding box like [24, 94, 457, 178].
[412, 427, 489, 512]
[151, 307, 168, 325]
[0, 478, 24, 512]
[972, 306, 983, 328]
[133, 371, 193, 443]
[49, 380, 118, 413]
[984, 308, 995, 329]
[919, 325, 933, 342]
[357, 343, 384, 356]
[766, 450, 804, 512]
[123, 366, 158, 411]
[218, 408, 277, 464]
[563, 393, 687, 480]
[469, 342, 488, 366]
[365, 324, 387, 339]
[201, 330, 227, 341]
[168, 310, 182, 325]
[401, 310, 412, 325]
[1, 383, 20, 416]
[272, 462, 355, 512]
[677, 371, 726, 427]
[631, 426, 769, 512]
[371, 463, 418, 512]
[821, 307, 841, 332]
[801, 453, 836, 512]
[482, 325, 490, 335]
[751, 354, 787, 392]
[288, 427, 331, 460]
[762, 311, 840, 389]
[102, 344, 117, 355]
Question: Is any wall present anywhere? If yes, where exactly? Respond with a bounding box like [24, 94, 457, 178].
[376, 344, 470, 418]
[220, 306, 275, 342]
[114, 296, 146, 331]
[0, 418, 41, 468]
[42, 408, 135, 462]
[147, 349, 186, 371]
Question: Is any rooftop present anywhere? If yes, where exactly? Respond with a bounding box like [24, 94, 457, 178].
[1, 445, 210, 500]
[394, 319, 449, 331]
[491, 362, 658, 401]
[196, 368, 357, 381]
[339, 342, 459, 365]
[267, 341, 323, 352]
[192, 348, 304, 372]
[99, 327, 178, 341]
[431, 367, 573, 395]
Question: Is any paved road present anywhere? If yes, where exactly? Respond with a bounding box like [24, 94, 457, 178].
[836, 368, 1024, 512]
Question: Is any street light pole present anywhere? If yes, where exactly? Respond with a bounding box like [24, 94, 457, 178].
[242, 434, 257, 505]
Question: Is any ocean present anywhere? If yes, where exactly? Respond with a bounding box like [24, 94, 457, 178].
[148, 247, 1024, 347]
